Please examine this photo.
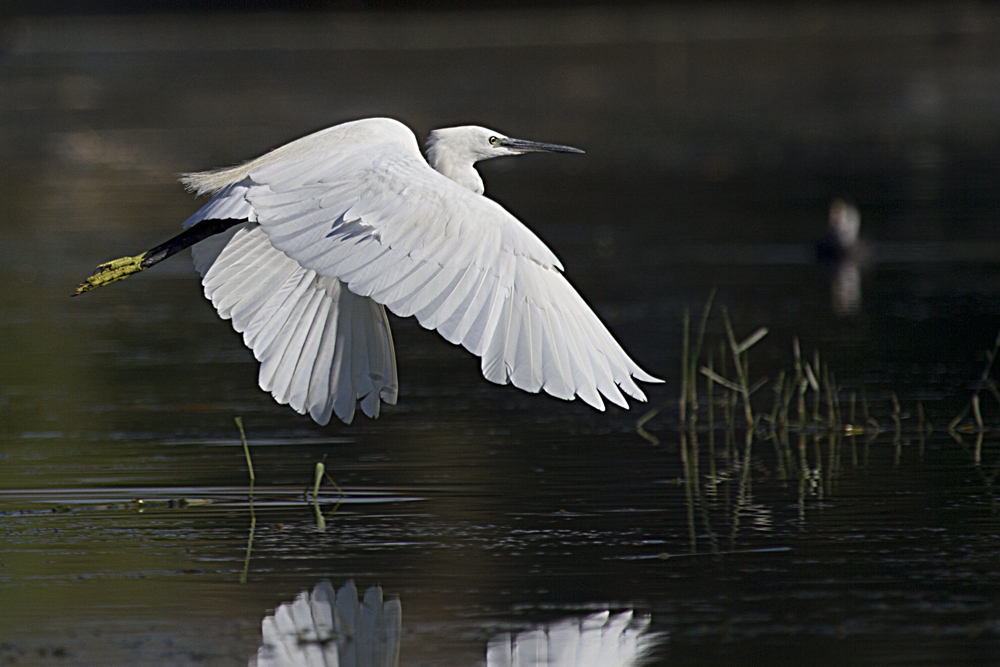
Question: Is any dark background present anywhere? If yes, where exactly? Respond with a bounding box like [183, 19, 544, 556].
[2, 3, 1000, 666]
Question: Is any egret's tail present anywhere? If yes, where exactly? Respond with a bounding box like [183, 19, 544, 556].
[74, 253, 150, 295]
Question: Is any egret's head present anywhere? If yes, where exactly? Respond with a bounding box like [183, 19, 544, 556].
[426, 126, 583, 193]
[433, 126, 584, 160]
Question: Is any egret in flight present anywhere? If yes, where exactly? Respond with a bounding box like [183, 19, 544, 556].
[76, 118, 660, 424]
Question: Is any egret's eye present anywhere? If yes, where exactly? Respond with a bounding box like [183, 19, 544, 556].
[488, 136, 499, 146]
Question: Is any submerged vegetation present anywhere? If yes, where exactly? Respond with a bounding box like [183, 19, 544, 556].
[649, 293, 1000, 444]
[638, 295, 1000, 556]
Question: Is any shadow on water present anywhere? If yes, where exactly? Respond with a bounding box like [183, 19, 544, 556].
[3, 3, 1000, 666]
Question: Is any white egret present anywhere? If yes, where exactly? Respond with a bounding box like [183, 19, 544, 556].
[77, 118, 661, 424]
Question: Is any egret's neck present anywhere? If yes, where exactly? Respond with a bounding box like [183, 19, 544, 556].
[425, 131, 485, 194]
[431, 162, 483, 195]
[428, 154, 484, 195]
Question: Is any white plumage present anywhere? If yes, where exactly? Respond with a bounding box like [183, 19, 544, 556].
[178, 117, 660, 424]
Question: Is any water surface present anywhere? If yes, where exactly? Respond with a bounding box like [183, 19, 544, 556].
[2, 5, 1000, 666]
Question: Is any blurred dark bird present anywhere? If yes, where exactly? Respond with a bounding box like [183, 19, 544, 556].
[816, 199, 873, 316]
[816, 198, 868, 262]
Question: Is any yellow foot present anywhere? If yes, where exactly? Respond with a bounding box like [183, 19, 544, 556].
[74, 253, 149, 295]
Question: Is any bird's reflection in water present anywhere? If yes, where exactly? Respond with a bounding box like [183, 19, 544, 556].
[830, 259, 863, 316]
[487, 610, 659, 667]
[252, 581, 661, 667]
[252, 580, 401, 667]
[816, 199, 873, 316]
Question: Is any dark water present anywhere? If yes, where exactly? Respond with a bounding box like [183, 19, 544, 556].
[3, 5, 1000, 666]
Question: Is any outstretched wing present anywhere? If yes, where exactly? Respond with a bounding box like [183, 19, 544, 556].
[242, 119, 658, 410]
[191, 222, 397, 425]
[183, 117, 659, 412]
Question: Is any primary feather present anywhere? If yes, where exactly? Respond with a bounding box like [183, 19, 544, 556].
[181, 117, 660, 423]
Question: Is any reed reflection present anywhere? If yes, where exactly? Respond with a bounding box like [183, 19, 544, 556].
[661, 300, 1000, 555]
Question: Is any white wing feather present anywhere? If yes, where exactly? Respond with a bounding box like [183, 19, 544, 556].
[182, 117, 658, 421]
[191, 222, 397, 425]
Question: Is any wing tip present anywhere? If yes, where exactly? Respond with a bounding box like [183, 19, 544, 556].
[633, 369, 665, 384]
